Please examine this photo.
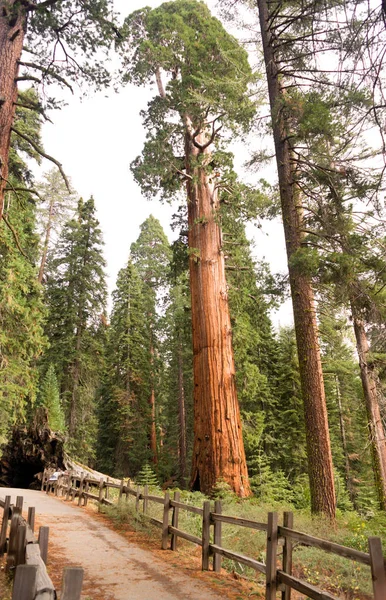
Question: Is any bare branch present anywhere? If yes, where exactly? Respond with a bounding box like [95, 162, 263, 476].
[11, 126, 71, 192]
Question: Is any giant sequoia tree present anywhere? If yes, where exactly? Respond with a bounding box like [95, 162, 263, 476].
[0, 0, 117, 221]
[120, 0, 256, 496]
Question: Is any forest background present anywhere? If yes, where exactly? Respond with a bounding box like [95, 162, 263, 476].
[0, 0, 386, 541]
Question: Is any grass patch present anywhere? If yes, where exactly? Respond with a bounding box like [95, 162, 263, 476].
[0, 562, 12, 600]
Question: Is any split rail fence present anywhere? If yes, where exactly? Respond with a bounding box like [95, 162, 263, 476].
[43, 469, 386, 600]
[0, 494, 83, 599]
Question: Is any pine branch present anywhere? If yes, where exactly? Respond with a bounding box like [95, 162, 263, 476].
[18, 61, 74, 92]
[11, 127, 71, 192]
[2, 215, 28, 259]
[14, 101, 53, 123]
[24, 0, 61, 12]
[5, 187, 43, 201]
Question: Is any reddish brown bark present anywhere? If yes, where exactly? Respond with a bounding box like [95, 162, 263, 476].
[149, 344, 158, 465]
[149, 387, 158, 465]
[0, 1, 26, 221]
[351, 301, 386, 510]
[256, 0, 336, 517]
[177, 339, 187, 485]
[186, 125, 250, 498]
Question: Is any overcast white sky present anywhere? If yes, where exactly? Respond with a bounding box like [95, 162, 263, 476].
[34, 0, 292, 326]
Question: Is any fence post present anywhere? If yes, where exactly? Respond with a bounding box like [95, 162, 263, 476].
[119, 479, 124, 502]
[143, 485, 149, 514]
[12, 564, 37, 600]
[27, 507, 35, 534]
[65, 474, 72, 501]
[105, 477, 110, 501]
[98, 478, 104, 507]
[162, 492, 171, 550]
[84, 480, 89, 507]
[38, 526, 49, 565]
[282, 511, 293, 600]
[41, 469, 46, 491]
[213, 499, 222, 573]
[126, 480, 130, 502]
[78, 475, 84, 506]
[0, 495, 11, 556]
[369, 536, 386, 600]
[15, 524, 26, 567]
[8, 508, 20, 556]
[266, 512, 278, 600]
[135, 486, 140, 513]
[61, 567, 84, 600]
[202, 500, 211, 571]
[16, 496, 23, 513]
[171, 491, 180, 551]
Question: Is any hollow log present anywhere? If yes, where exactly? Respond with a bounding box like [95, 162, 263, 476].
[0, 409, 65, 489]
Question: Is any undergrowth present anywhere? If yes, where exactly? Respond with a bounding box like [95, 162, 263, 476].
[0, 563, 12, 600]
[101, 483, 384, 600]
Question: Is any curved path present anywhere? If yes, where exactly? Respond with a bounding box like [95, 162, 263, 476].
[1, 488, 230, 600]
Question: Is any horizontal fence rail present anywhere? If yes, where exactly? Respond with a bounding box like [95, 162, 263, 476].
[0, 492, 84, 600]
[42, 468, 386, 600]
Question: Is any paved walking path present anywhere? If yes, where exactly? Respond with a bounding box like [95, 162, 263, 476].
[1, 488, 227, 600]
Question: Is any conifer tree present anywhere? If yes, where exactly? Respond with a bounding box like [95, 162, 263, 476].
[98, 259, 152, 477]
[120, 0, 255, 496]
[44, 197, 107, 460]
[38, 364, 65, 432]
[0, 90, 46, 443]
[36, 168, 77, 284]
[130, 215, 172, 465]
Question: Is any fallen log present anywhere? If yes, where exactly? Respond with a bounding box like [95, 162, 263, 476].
[0, 409, 65, 489]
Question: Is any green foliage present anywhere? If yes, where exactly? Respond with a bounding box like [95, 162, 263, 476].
[24, 0, 118, 91]
[37, 364, 65, 432]
[97, 216, 171, 477]
[135, 463, 159, 486]
[120, 0, 256, 202]
[0, 91, 46, 444]
[97, 259, 152, 476]
[43, 197, 107, 461]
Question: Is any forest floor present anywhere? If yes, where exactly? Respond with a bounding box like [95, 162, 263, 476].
[0, 488, 257, 599]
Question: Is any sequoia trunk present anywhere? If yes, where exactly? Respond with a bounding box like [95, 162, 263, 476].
[177, 338, 187, 485]
[186, 127, 250, 497]
[148, 343, 158, 465]
[0, 1, 26, 220]
[256, 0, 336, 516]
[351, 300, 386, 510]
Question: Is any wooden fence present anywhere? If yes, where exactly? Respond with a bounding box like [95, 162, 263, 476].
[0, 494, 84, 599]
[43, 470, 386, 600]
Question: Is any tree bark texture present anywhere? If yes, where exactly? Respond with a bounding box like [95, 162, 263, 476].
[149, 343, 158, 465]
[0, 1, 26, 221]
[185, 125, 250, 498]
[69, 325, 82, 439]
[256, 0, 336, 517]
[351, 301, 386, 510]
[178, 338, 187, 485]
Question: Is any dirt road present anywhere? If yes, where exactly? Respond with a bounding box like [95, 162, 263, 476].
[1, 488, 231, 600]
